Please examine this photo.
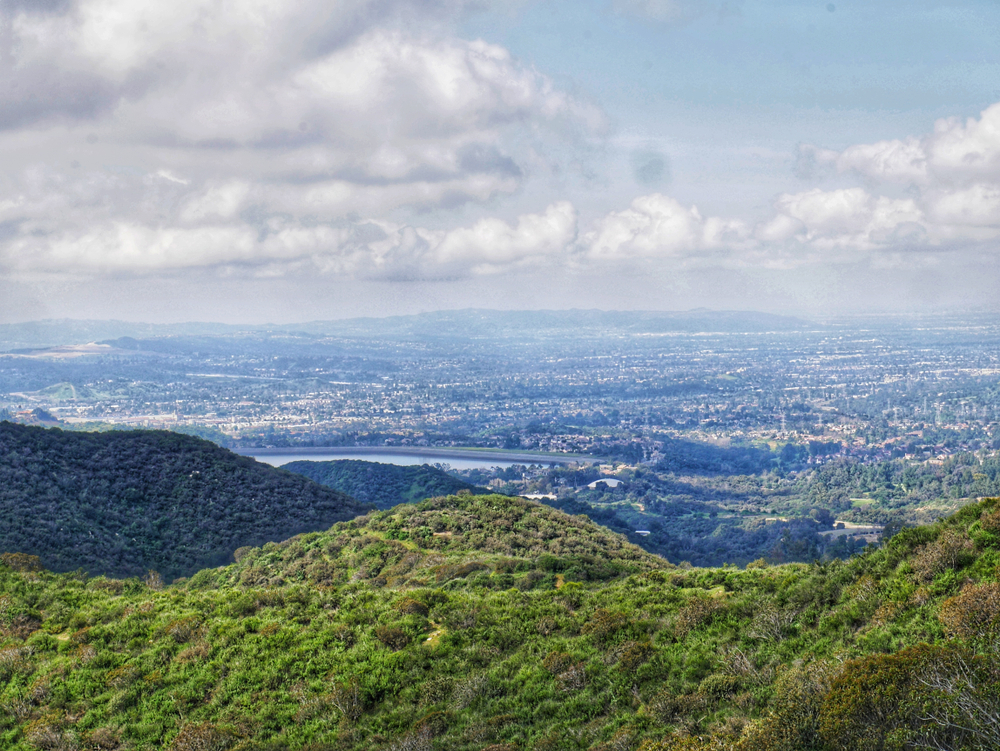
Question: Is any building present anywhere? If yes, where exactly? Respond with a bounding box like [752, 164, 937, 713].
[587, 478, 623, 489]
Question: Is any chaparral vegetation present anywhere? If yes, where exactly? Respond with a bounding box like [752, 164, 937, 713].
[2, 490, 999, 750]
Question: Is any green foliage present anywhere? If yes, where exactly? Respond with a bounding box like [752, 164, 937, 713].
[819, 643, 1000, 751]
[214, 493, 666, 593]
[0, 422, 371, 579]
[939, 582, 1000, 640]
[1, 493, 1000, 750]
[282, 460, 484, 509]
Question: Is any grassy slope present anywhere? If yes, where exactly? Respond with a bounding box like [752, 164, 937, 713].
[0, 493, 999, 750]
[281, 460, 483, 510]
[0, 422, 371, 579]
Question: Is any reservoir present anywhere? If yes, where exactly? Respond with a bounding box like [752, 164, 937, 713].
[239, 446, 595, 470]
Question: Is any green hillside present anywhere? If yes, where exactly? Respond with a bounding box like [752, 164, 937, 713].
[1, 492, 999, 750]
[0, 422, 371, 580]
[281, 460, 484, 509]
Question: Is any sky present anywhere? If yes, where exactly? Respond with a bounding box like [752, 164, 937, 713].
[3, 0, 1000, 323]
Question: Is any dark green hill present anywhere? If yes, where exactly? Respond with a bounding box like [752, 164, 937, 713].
[281, 459, 485, 509]
[0, 422, 371, 579]
[1, 494, 1000, 750]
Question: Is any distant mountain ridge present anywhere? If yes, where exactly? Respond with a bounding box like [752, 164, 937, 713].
[0, 309, 816, 350]
[0, 422, 371, 578]
[278, 308, 817, 339]
[11, 310, 1000, 352]
[0, 319, 250, 352]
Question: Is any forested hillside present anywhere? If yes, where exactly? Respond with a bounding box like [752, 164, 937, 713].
[1, 492, 998, 750]
[0, 423, 371, 579]
[282, 460, 483, 509]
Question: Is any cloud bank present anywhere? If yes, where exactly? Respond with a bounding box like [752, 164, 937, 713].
[2, 0, 1000, 293]
[0, 0, 601, 279]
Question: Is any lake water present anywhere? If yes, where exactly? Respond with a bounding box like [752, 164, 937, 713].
[238, 448, 555, 469]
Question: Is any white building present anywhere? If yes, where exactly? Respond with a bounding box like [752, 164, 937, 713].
[587, 478, 623, 489]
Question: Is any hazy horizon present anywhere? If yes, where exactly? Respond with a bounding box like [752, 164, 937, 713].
[5, 305, 1000, 331]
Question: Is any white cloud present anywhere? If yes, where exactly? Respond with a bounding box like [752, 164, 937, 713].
[925, 104, 1000, 182]
[836, 137, 928, 184]
[2, 0, 601, 167]
[0, 198, 578, 280]
[6, 0, 1000, 297]
[809, 102, 1000, 187]
[179, 182, 251, 223]
[789, 102, 1000, 255]
[0, 0, 607, 282]
[138, 30, 597, 155]
[925, 183, 1000, 230]
[581, 188, 931, 266]
[431, 201, 577, 273]
[4, 223, 261, 273]
[753, 213, 806, 244]
[584, 193, 748, 261]
[751, 188, 929, 255]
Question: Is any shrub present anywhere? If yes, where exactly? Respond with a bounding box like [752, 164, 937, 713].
[375, 626, 411, 651]
[385, 728, 433, 751]
[421, 676, 453, 705]
[737, 661, 834, 751]
[979, 505, 1000, 534]
[0, 645, 33, 681]
[165, 617, 201, 644]
[717, 646, 774, 688]
[748, 603, 795, 641]
[435, 562, 489, 583]
[488, 714, 516, 730]
[169, 723, 239, 751]
[819, 645, 944, 750]
[328, 623, 354, 647]
[536, 615, 558, 635]
[329, 678, 365, 722]
[413, 711, 451, 737]
[105, 664, 140, 690]
[582, 609, 630, 645]
[674, 598, 725, 639]
[591, 728, 636, 751]
[86, 727, 121, 749]
[144, 570, 165, 591]
[90, 578, 125, 594]
[698, 673, 741, 701]
[939, 582, 1000, 640]
[542, 651, 574, 675]
[638, 739, 716, 751]
[452, 675, 501, 709]
[555, 663, 587, 692]
[647, 690, 705, 725]
[911, 530, 974, 582]
[1, 552, 43, 572]
[24, 723, 73, 751]
[397, 598, 430, 617]
[614, 640, 653, 671]
[559, 581, 585, 608]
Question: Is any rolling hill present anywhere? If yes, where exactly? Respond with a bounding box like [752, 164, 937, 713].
[280, 459, 485, 509]
[1, 491, 998, 749]
[0, 422, 371, 579]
